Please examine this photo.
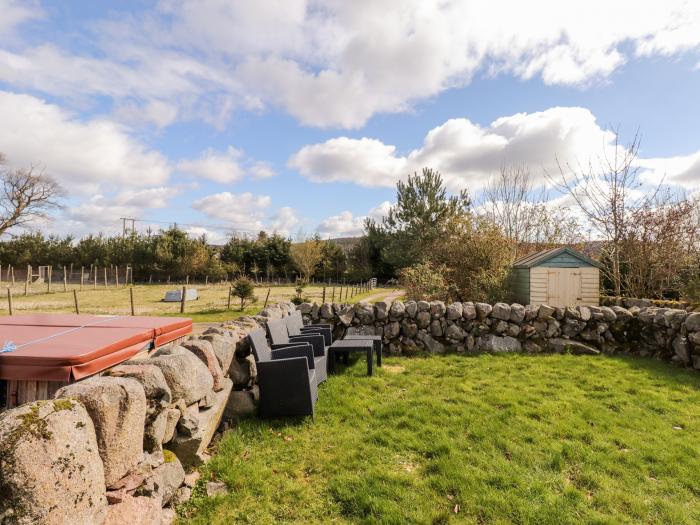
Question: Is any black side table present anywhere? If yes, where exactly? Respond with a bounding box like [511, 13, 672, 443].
[329, 339, 375, 376]
[342, 335, 383, 367]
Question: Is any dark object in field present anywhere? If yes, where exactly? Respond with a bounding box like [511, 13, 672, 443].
[248, 329, 317, 418]
[266, 319, 327, 385]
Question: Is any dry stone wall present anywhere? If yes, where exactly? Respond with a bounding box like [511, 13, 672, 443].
[299, 300, 700, 369]
[0, 302, 296, 525]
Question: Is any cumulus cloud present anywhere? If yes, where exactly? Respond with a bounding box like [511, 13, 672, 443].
[114, 186, 183, 209]
[192, 191, 272, 232]
[0, 91, 170, 193]
[638, 151, 700, 192]
[289, 137, 407, 187]
[268, 206, 302, 236]
[1, 2, 700, 128]
[291, 107, 618, 191]
[178, 147, 245, 184]
[178, 147, 276, 183]
[316, 201, 392, 238]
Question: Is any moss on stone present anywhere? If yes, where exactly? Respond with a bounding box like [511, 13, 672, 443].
[163, 449, 177, 463]
[53, 399, 74, 412]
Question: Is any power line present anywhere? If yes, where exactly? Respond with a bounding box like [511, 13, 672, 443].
[116, 217, 270, 237]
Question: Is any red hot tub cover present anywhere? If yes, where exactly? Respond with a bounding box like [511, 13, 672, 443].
[0, 314, 192, 382]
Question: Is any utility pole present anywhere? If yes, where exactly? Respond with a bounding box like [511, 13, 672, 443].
[120, 217, 137, 236]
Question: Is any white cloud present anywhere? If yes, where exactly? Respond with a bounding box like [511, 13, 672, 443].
[114, 186, 182, 209]
[0, 0, 42, 38]
[0, 91, 170, 193]
[268, 206, 301, 236]
[249, 161, 276, 179]
[178, 147, 276, 183]
[291, 107, 616, 191]
[192, 191, 271, 231]
[638, 152, 700, 191]
[289, 137, 407, 188]
[178, 147, 245, 184]
[316, 201, 392, 238]
[1, 2, 700, 128]
[182, 226, 228, 245]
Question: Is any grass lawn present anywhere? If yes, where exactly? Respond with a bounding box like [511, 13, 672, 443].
[182, 354, 700, 524]
[0, 283, 401, 322]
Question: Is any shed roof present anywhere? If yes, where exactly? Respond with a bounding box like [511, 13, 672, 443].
[512, 246, 601, 269]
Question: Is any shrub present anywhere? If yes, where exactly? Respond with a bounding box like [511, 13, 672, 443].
[291, 278, 309, 305]
[399, 262, 450, 301]
[231, 277, 256, 310]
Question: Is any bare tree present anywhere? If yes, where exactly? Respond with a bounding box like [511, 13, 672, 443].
[0, 154, 62, 236]
[482, 164, 581, 257]
[482, 164, 533, 246]
[546, 130, 659, 296]
[620, 196, 700, 299]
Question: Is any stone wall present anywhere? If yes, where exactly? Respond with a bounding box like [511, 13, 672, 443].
[0, 302, 296, 525]
[298, 300, 700, 369]
[4, 298, 699, 523]
[600, 295, 698, 311]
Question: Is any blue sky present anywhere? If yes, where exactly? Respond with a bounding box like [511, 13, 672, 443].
[0, 1, 699, 242]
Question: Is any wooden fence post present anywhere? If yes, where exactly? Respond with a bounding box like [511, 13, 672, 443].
[7, 287, 12, 315]
[48, 266, 52, 293]
[130, 287, 135, 316]
[331, 287, 335, 302]
[63, 266, 67, 292]
[80, 266, 84, 291]
[227, 286, 232, 310]
[73, 289, 80, 314]
[10, 265, 14, 285]
[93, 268, 97, 290]
[322, 286, 326, 303]
[104, 267, 108, 289]
[180, 286, 186, 313]
[263, 287, 271, 309]
[24, 280, 28, 297]
[115, 266, 119, 287]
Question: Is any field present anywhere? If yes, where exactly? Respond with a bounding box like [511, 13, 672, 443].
[182, 354, 700, 524]
[0, 282, 402, 322]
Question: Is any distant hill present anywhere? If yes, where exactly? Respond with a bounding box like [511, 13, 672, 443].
[327, 237, 361, 252]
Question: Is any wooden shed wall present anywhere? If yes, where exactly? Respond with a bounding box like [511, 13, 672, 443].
[529, 267, 599, 306]
[509, 268, 530, 305]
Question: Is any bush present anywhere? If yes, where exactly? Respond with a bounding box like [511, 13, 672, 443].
[432, 215, 514, 302]
[399, 262, 450, 302]
[231, 277, 256, 310]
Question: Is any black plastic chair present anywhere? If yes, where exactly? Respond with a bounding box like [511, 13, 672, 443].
[267, 319, 327, 384]
[289, 310, 382, 367]
[287, 310, 333, 345]
[248, 328, 317, 418]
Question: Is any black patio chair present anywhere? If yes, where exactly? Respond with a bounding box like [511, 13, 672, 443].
[267, 319, 327, 384]
[289, 310, 382, 367]
[248, 328, 317, 418]
[287, 310, 333, 345]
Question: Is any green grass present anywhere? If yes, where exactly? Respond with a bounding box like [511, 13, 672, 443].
[182, 354, 700, 524]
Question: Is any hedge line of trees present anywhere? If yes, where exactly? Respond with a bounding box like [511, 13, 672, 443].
[0, 228, 354, 283]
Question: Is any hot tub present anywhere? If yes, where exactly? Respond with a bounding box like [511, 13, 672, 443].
[0, 314, 192, 409]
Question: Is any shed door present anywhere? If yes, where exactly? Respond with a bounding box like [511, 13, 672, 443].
[546, 268, 582, 307]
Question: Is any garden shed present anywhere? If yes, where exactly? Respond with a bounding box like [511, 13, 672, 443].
[510, 247, 601, 307]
